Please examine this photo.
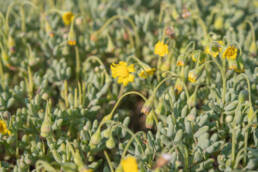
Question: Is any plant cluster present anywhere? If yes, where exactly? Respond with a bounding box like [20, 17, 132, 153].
[0, 0, 257, 172]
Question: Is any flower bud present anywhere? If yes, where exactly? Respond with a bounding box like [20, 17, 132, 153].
[8, 35, 15, 53]
[225, 115, 233, 123]
[176, 57, 185, 67]
[40, 101, 51, 138]
[214, 15, 224, 30]
[68, 27, 76, 46]
[247, 105, 255, 123]
[102, 113, 112, 124]
[175, 78, 183, 94]
[187, 92, 197, 107]
[106, 34, 115, 52]
[145, 110, 155, 129]
[188, 70, 198, 83]
[106, 136, 115, 149]
[141, 96, 154, 115]
[102, 128, 112, 138]
[90, 130, 101, 145]
[249, 41, 257, 56]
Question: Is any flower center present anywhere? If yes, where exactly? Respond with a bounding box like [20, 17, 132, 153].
[119, 66, 129, 77]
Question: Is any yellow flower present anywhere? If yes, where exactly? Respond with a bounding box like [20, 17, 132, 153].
[80, 168, 93, 172]
[121, 156, 138, 172]
[62, 12, 74, 25]
[223, 46, 238, 60]
[111, 61, 135, 86]
[138, 68, 156, 79]
[176, 60, 184, 66]
[191, 53, 197, 62]
[188, 70, 197, 83]
[154, 41, 168, 57]
[0, 120, 11, 135]
[175, 79, 183, 93]
[205, 41, 224, 58]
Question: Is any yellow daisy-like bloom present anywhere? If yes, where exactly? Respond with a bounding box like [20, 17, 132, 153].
[154, 41, 168, 57]
[223, 46, 238, 60]
[138, 68, 156, 79]
[188, 70, 197, 83]
[0, 120, 11, 135]
[205, 41, 224, 58]
[62, 12, 74, 25]
[111, 61, 135, 86]
[121, 156, 138, 172]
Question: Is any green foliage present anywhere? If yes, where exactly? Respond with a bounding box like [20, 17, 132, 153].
[0, 0, 257, 172]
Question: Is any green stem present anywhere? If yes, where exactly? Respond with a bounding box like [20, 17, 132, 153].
[128, 55, 149, 69]
[98, 91, 147, 129]
[93, 15, 140, 50]
[238, 73, 252, 106]
[104, 150, 114, 172]
[75, 46, 80, 81]
[231, 119, 236, 166]
[121, 131, 144, 159]
[107, 121, 145, 155]
[84, 56, 109, 77]
[157, 56, 162, 81]
[206, 58, 226, 104]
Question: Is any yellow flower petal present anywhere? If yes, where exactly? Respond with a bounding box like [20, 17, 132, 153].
[121, 156, 138, 172]
[154, 41, 169, 57]
[110, 61, 135, 86]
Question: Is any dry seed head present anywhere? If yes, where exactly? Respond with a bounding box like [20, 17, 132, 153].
[153, 153, 172, 169]
[165, 26, 175, 39]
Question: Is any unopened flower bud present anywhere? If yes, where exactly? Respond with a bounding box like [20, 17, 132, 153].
[102, 128, 112, 138]
[214, 15, 224, 30]
[188, 70, 198, 83]
[40, 102, 51, 138]
[8, 35, 15, 53]
[68, 27, 76, 46]
[106, 136, 115, 149]
[175, 79, 183, 94]
[145, 110, 155, 129]
[141, 95, 154, 115]
[90, 130, 101, 145]
[249, 41, 257, 56]
[225, 115, 233, 123]
[187, 92, 197, 107]
[247, 105, 255, 123]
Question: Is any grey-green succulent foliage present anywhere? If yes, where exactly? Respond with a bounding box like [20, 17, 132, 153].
[0, 0, 257, 172]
